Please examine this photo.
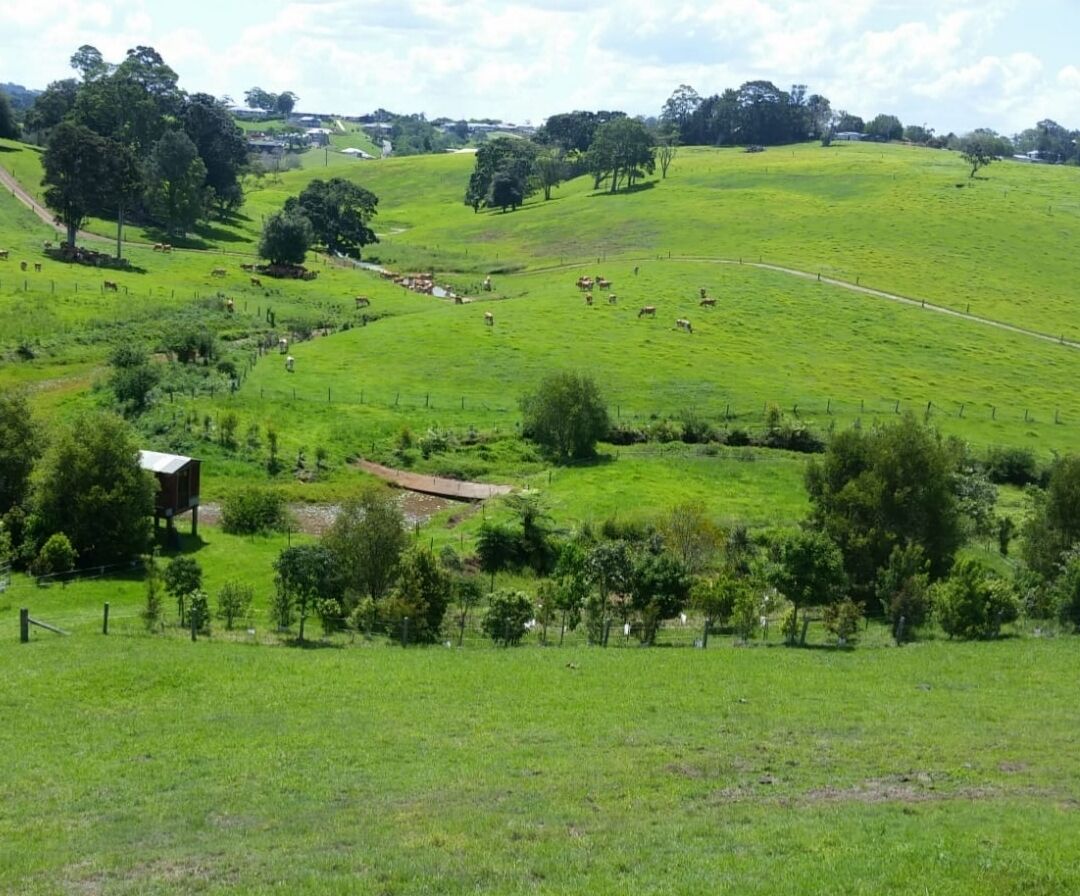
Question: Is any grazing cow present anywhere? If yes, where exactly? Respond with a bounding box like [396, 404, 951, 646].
[241, 263, 256, 272]
[103, 280, 118, 291]
[699, 297, 716, 307]
[20, 261, 27, 271]
[250, 277, 262, 287]
[354, 296, 371, 308]
[607, 293, 617, 305]
[638, 305, 657, 318]
[676, 318, 693, 334]
[153, 243, 164, 251]
[33, 263, 42, 273]
[161, 244, 172, 253]
[211, 268, 227, 277]
[482, 276, 492, 292]
[699, 287, 707, 299]
[0, 249, 8, 260]
[285, 355, 295, 372]
[633, 265, 639, 276]
[584, 293, 593, 306]
[279, 337, 288, 354]
[225, 298, 235, 313]
[454, 295, 464, 305]
[597, 277, 611, 289]
[576, 276, 594, 291]
[484, 311, 494, 326]
[43, 241, 52, 250]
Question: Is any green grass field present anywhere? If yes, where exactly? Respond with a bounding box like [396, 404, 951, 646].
[2, 132, 1080, 893]
[3, 621, 1079, 894]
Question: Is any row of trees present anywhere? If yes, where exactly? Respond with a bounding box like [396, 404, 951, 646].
[243, 87, 299, 116]
[465, 115, 662, 211]
[31, 45, 249, 246]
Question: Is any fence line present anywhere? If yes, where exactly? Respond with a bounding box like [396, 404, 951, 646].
[167, 381, 1071, 434]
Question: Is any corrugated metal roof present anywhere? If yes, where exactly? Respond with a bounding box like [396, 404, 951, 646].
[138, 450, 196, 475]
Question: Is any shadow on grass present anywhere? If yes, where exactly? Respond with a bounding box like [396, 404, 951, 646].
[588, 181, 658, 198]
[286, 637, 346, 650]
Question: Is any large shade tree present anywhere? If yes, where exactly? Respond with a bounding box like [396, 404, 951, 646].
[286, 178, 379, 257]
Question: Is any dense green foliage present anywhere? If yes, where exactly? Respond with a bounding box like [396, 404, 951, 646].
[933, 557, 1018, 640]
[31, 412, 155, 566]
[287, 177, 378, 257]
[0, 390, 43, 516]
[220, 487, 287, 535]
[1021, 456, 1080, 579]
[258, 208, 313, 265]
[520, 371, 610, 461]
[806, 416, 963, 599]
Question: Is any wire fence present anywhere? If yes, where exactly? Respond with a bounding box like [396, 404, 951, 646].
[170, 377, 1073, 436]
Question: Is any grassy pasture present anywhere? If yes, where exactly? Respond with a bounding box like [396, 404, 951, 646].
[2, 623, 1079, 894]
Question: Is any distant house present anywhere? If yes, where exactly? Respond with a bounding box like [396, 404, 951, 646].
[381, 139, 393, 158]
[305, 127, 332, 146]
[834, 131, 865, 141]
[247, 137, 287, 156]
[1012, 150, 1053, 164]
[341, 147, 375, 159]
[139, 451, 201, 536]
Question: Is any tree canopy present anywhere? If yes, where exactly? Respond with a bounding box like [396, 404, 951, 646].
[32, 412, 156, 566]
[286, 178, 379, 257]
[520, 371, 610, 461]
[586, 117, 655, 192]
[259, 208, 313, 266]
[464, 137, 537, 211]
[805, 416, 963, 601]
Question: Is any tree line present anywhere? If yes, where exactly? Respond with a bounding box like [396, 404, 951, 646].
[26, 45, 249, 249]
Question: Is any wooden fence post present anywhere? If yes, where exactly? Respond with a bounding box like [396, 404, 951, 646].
[20, 608, 29, 643]
[103, 602, 110, 635]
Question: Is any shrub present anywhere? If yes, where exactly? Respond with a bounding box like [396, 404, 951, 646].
[823, 598, 865, 645]
[216, 580, 254, 630]
[482, 590, 534, 646]
[520, 371, 609, 461]
[142, 552, 164, 631]
[679, 412, 715, 444]
[984, 446, 1040, 486]
[606, 423, 647, 446]
[648, 418, 681, 443]
[934, 558, 1019, 639]
[31, 533, 77, 578]
[221, 487, 287, 535]
[188, 589, 210, 634]
[163, 556, 203, 624]
[725, 428, 751, 447]
[875, 544, 931, 640]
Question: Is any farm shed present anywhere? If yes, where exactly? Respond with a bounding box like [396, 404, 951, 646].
[139, 451, 201, 536]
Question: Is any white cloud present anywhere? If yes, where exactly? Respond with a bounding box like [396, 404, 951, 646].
[0, 0, 1077, 134]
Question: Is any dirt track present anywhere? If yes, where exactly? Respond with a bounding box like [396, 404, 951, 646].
[355, 459, 513, 500]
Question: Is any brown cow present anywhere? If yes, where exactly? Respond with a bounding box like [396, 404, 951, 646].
[0, 249, 8, 260]
[584, 293, 593, 306]
[161, 244, 172, 253]
[153, 243, 164, 251]
[454, 295, 465, 305]
[354, 296, 371, 308]
[33, 263, 42, 273]
[225, 298, 235, 313]
[211, 268, 227, 277]
[103, 280, 118, 291]
[638, 306, 657, 318]
[251, 277, 262, 287]
[597, 277, 611, 289]
[484, 311, 494, 326]
[20, 261, 27, 271]
[607, 293, 617, 305]
[699, 297, 716, 307]
[699, 287, 707, 299]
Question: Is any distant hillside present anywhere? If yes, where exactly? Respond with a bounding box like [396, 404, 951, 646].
[0, 82, 39, 112]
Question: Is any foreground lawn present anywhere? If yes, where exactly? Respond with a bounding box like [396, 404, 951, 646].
[1, 633, 1077, 894]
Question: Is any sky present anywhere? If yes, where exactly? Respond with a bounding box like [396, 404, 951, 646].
[1, 0, 1078, 136]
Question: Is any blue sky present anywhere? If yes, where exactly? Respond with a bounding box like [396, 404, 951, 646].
[1, 0, 1077, 135]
